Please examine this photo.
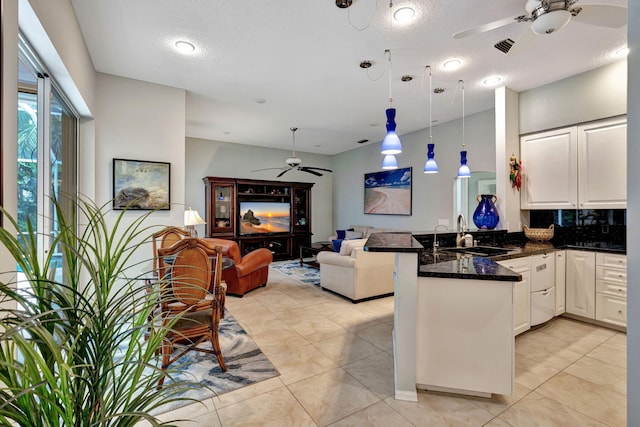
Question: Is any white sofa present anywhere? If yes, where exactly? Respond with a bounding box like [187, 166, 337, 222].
[316, 238, 395, 303]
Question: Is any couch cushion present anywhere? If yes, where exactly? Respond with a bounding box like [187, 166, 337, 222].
[338, 238, 366, 256]
[344, 230, 363, 240]
[335, 228, 354, 240]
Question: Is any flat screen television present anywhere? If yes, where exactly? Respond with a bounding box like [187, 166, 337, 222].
[239, 201, 291, 235]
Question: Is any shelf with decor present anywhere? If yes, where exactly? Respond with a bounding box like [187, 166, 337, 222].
[203, 177, 314, 260]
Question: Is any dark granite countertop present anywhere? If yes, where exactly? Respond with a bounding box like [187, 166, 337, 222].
[364, 232, 423, 253]
[364, 232, 626, 282]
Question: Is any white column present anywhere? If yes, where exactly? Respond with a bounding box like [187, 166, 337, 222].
[393, 252, 418, 401]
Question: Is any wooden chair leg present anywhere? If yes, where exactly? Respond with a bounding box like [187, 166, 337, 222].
[211, 328, 227, 371]
[158, 339, 172, 388]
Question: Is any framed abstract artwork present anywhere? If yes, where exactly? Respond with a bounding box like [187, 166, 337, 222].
[112, 158, 170, 210]
[364, 167, 412, 215]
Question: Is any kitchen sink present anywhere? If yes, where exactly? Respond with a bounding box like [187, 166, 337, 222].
[438, 246, 512, 257]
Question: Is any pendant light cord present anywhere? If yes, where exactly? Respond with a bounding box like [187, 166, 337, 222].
[460, 79, 465, 149]
[387, 1, 394, 108]
[427, 66, 432, 147]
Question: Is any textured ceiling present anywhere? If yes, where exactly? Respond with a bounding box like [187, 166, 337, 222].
[70, 0, 628, 155]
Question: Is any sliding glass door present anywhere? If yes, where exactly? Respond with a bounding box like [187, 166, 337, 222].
[17, 40, 78, 283]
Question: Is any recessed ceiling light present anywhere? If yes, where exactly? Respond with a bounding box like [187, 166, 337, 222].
[615, 47, 629, 57]
[174, 41, 195, 54]
[443, 59, 462, 71]
[394, 7, 415, 22]
[483, 76, 502, 87]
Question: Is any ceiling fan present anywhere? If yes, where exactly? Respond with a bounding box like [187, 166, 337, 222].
[453, 0, 627, 55]
[253, 127, 333, 177]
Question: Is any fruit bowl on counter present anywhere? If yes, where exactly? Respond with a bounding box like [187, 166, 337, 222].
[523, 224, 554, 241]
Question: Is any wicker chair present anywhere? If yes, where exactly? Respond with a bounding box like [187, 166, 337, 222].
[156, 238, 227, 387]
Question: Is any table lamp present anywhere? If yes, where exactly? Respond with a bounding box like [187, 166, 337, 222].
[184, 207, 206, 237]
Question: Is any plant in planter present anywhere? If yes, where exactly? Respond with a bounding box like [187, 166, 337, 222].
[0, 196, 203, 426]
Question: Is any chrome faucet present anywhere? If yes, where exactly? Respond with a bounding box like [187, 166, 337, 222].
[433, 224, 449, 251]
[456, 214, 468, 247]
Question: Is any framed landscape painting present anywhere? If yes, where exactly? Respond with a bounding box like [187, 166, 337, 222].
[113, 158, 170, 210]
[364, 167, 412, 215]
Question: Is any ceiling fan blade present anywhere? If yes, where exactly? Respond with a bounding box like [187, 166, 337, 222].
[572, 4, 626, 28]
[507, 27, 536, 56]
[301, 166, 333, 173]
[277, 167, 293, 178]
[252, 167, 288, 172]
[298, 167, 323, 177]
[453, 15, 519, 39]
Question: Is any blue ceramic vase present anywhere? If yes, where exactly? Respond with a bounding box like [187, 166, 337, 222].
[473, 194, 499, 230]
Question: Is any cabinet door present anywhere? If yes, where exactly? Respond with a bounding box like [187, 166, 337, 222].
[555, 251, 566, 315]
[521, 127, 577, 209]
[211, 183, 235, 236]
[578, 118, 627, 209]
[514, 270, 531, 336]
[565, 250, 596, 318]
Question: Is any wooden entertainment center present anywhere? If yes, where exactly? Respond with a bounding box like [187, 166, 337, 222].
[203, 177, 314, 261]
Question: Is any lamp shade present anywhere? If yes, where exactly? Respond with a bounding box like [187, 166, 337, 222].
[458, 150, 471, 178]
[423, 143, 438, 174]
[381, 108, 402, 155]
[382, 154, 398, 170]
[184, 208, 206, 226]
[531, 9, 571, 35]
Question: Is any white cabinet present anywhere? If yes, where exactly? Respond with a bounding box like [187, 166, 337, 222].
[497, 257, 531, 336]
[565, 250, 596, 318]
[578, 118, 627, 209]
[555, 251, 566, 315]
[595, 253, 627, 327]
[521, 127, 577, 209]
[521, 117, 627, 210]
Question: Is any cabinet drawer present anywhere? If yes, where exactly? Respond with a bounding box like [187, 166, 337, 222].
[596, 266, 627, 284]
[497, 257, 531, 273]
[596, 279, 627, 297]
[596, 253, 627, 269]
[595, 293, 627, 327]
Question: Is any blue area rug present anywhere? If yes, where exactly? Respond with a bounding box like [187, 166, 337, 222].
[156, 313, 279, 413]
[271, 260, 321, 286]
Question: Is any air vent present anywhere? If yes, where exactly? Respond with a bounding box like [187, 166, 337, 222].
[494, 38, 515, 54]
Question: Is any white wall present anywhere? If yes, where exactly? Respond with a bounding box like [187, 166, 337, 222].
[185, 138, 333, 242]
[332, 109, 496, 233]
[95, 73, 186, 272]
[519, 60, 627, 135]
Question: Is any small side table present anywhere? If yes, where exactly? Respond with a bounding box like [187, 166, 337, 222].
[299, 241, 333, 269]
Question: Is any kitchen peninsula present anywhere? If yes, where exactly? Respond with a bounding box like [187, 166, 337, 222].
[364, 232, 521, 401]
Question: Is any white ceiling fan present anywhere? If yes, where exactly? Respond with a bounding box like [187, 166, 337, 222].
[253, 127, 333, 177]
[453, 0, 627, 55]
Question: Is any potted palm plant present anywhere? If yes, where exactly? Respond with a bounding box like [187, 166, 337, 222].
[0, 196, 202, 426]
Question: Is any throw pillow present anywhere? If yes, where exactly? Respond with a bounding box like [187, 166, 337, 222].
[332, 239, 343, 252]
[335, 228, 354, 240]
[345, 230, 363, 240]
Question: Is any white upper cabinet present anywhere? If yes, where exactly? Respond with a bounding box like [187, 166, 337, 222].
[520, 117, 627, 210]
[521, 127, 578, 209]
[578, 117, 627, 209]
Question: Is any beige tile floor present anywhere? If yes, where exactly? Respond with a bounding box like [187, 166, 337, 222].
[157, 268, 627, 426]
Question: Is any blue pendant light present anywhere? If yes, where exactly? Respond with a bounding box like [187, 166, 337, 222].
[382, 154, 398, 170]
[457, 80, 471, 178]
[381, 107, 402, 155]
[424, 144, 438, 173]
[380, 4, 402, 157]
[458, 150, 471, 178]
[423, 66, 438, 174]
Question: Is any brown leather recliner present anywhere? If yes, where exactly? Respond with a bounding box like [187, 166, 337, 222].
[203, 238, 273, 297]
